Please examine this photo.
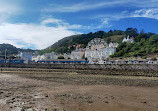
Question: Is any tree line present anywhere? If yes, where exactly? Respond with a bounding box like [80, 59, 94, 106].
[39, 28, 157, 58]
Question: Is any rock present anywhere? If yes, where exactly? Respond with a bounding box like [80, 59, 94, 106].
[12, 98, 15, 100]
[87, 100, 93, 103]
[53, 108, 58, 111]
[111, 96, 114, 99]
[73, 97, 77, 99]
[141, 101, 147, 104]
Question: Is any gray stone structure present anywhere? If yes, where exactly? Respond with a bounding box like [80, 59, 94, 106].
[85, 38, 117, 63]
[71, 48, 85, 60]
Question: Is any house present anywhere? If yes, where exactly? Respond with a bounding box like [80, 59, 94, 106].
[44, 51, 58, 60]
[71, 48, 86, 60]
[109, 42, 119, 48]
[32, 55, 42, 62]
[64, 53, 71, 59]
[20, 52, 32, 63]
[122, 35, 134, 43]
[85, 38, 117, 63]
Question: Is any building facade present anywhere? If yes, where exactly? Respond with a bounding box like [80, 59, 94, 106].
[122, 35, 134, 43]
[85, 38, 117, 63]
[32, 55, 42, 62]
[20, 52, 32, 63]
[71, 48, 85, 60]
[44, 52, 58, 60]
[64, 53, 71, 59]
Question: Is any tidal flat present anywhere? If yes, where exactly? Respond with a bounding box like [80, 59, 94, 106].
[0, 68, 158, 111]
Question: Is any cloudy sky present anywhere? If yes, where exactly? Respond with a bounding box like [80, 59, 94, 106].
[0, 0, 158, 49]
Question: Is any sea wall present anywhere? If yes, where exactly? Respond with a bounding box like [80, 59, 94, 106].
[0, 63, 158, 77]
[0, 63, 158, 71]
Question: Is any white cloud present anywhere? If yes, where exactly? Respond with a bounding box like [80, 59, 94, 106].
[1, 0, 158, 50]
[0, 22, 81, 49]
[0, 0, 21, 22]
[41, 17, 113, 30]
[41, 18, 62, 25]
[41, 18, 86, 29]
[95, 8, 158, 26]
[101, 18, 110, 26]
[132, 0, 158, 8]
[96, 18, 113, 29]
[42, 0, 158, 13]
[42, 0, 131, 13]
[131, 8, 158, 19]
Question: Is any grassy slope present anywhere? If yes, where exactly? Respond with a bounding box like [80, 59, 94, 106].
[109, 35, 125, 42]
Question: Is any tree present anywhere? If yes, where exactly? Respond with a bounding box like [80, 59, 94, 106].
[140, 29, 145, 34]
[125, 28, 138, 37]
[57, 56, 65, 59]
[149, 34, 158, 44]
[152, 57, 157, 61]
[135, 33, 149, 42]
[106, 37, 111, 44]
[85, 57, 88, 61]
[8, 55, 16, 59]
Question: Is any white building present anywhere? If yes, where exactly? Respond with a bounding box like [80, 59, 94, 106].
[64, 53, 71, 59]
[109, 42, 119, 48]
[32, 52, 58, 61]
[40, 55, 46, 60]
[85, 38, 117, 63]
[44, 52, 58, 60]
[20, 52, 32, 63]
[71, 48, 85, 60]
[122, 35, 134, 43]
[32, 55, 41, 62]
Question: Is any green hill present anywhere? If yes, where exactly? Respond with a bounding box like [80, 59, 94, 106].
[0, 44, 37, 58]
[0, 44, 18, 55]
[39, 28, 158, 58]
[39, 30, 126, 54]
[2, 27, 157, 59]
[104, 35, 125, 43]
[111, 34, 158, 58]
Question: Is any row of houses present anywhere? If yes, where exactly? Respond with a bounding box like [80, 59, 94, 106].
[20, 36, 134, 64]
[20, 38, 118, 64]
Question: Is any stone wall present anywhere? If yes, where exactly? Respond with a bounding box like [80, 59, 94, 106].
[0, 63, 158, 77]
[0, 63, 158, 71]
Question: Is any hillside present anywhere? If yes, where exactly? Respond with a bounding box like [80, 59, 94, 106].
[104, 35, 125, 43]
[39, 28, 158, 58]
[0, 44, 37, 58]
[110, 34, 158, 58]
[0, 44, 18, 55]
[39, 30, 126, 54]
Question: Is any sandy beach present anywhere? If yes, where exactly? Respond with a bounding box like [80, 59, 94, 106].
[0, 68, 158, 111]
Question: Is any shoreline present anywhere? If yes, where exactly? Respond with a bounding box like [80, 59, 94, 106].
[0, 69, 158, 111]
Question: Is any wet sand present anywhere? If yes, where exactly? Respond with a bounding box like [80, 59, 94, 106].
[0, 68, 158, 111]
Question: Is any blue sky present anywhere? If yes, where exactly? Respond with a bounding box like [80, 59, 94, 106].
[0, 0, 158, 49]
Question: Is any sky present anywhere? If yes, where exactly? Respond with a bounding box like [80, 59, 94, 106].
[0, 0, 158, 49]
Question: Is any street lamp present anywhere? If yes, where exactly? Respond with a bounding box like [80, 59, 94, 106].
[5, 49, 7, 63]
